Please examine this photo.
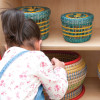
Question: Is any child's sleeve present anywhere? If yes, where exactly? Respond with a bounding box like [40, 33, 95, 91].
[36, 51, 68, 100]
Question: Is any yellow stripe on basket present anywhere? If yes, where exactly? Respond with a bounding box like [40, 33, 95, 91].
[39, 23, 49, 28]
[66, 62, 85, 71]
[66, 13, 88, 19]
[66, 64, 85, 74]
[63, 28, 92, 34]
[65, 60, 85, 71]
[66, 59, 83, 68]
[37, 20, 49, 25]
[40, 27, 49, 32]
[41, 31, 49, 35]
[62, 25, 92, 30]
[66, 63, 85, 72]
[63, 32, 92, 37]
[68, 74, 86, 85]
[24, 8, 44, 13]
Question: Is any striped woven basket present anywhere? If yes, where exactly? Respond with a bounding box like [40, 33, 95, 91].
[97, 62, 100, 79]
[43, 50, 87, 99]
[61, 12, 94, 43]
[17, 6, 51, 40]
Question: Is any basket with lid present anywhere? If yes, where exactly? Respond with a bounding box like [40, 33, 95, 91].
[61, 12, 94, 43]
[17, 6, 51, 40]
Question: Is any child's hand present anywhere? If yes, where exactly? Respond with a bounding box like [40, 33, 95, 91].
[51, 58, 65, 69]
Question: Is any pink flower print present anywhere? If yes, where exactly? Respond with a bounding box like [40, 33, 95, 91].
[9, 73, 11, 77]
[54, 85, 61, 92]
[54, 94, 61, 98]
[27, 64, 30, 68]
[30, 84, 34, 88]
[20, 82, 24, 86]
[24, 75, 27, 78]
[49, 80, 51, 83]
[16, 92, 20, 98]
[14, 85, 19, 89]
[65, 80, 68, 84]
[37, 55, 41, 59]
[7, 96, 11, 100]
[19, 75, 23, 78]
[55, 67, 62, 72]
[62, 88, 64, 94]
[40, 62, 48, 67]
[1, 92, 6, 95]
[16, 86, 18, 88]
[48, 87, 51, 90]
[8, 87, 11, 90]
[27, 81, 30, 84]
[22, 71, 28, 74]
[53, 81, 57, 83]
[1, 80, 4, 83]
[19, 74, 27, 78]
[11, 80, 14, 85]
[0, 80, 4, 86]
[40, 70, 48, 76]
[48, 69, 52, 73]
[41, 55, 45, 57]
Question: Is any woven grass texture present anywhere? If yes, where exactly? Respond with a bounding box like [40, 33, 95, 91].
[61, 12, 94, 43]
[16, 6, 51, 40]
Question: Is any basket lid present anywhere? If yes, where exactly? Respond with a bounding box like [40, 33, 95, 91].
[17, 6, 51, 20]
[61, 12, 94, 25]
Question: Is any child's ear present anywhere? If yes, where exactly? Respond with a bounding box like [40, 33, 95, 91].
[39, 40, 42, 46]
[38, 40, 42, 50]
[34, 40, 42, 51]
[4, 44, 8, 50]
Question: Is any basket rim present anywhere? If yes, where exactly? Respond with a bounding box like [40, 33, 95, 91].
[43, 50, 81, 65]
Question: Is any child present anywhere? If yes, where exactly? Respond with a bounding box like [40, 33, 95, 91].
[0, 9, 68, 100]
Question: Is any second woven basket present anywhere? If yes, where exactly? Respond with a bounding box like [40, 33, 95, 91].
[61, 12, 94, 43]
[43, 50, 87, 100]
[17, 6, 51, 40]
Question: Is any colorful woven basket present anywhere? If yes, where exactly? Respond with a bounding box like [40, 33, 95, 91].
[17, 6, 51, 40]
[43, 50, 87, 99]
[61, 12, 94, 43]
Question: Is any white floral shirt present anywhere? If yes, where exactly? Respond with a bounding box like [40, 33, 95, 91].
[0, 47, 68, 100]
